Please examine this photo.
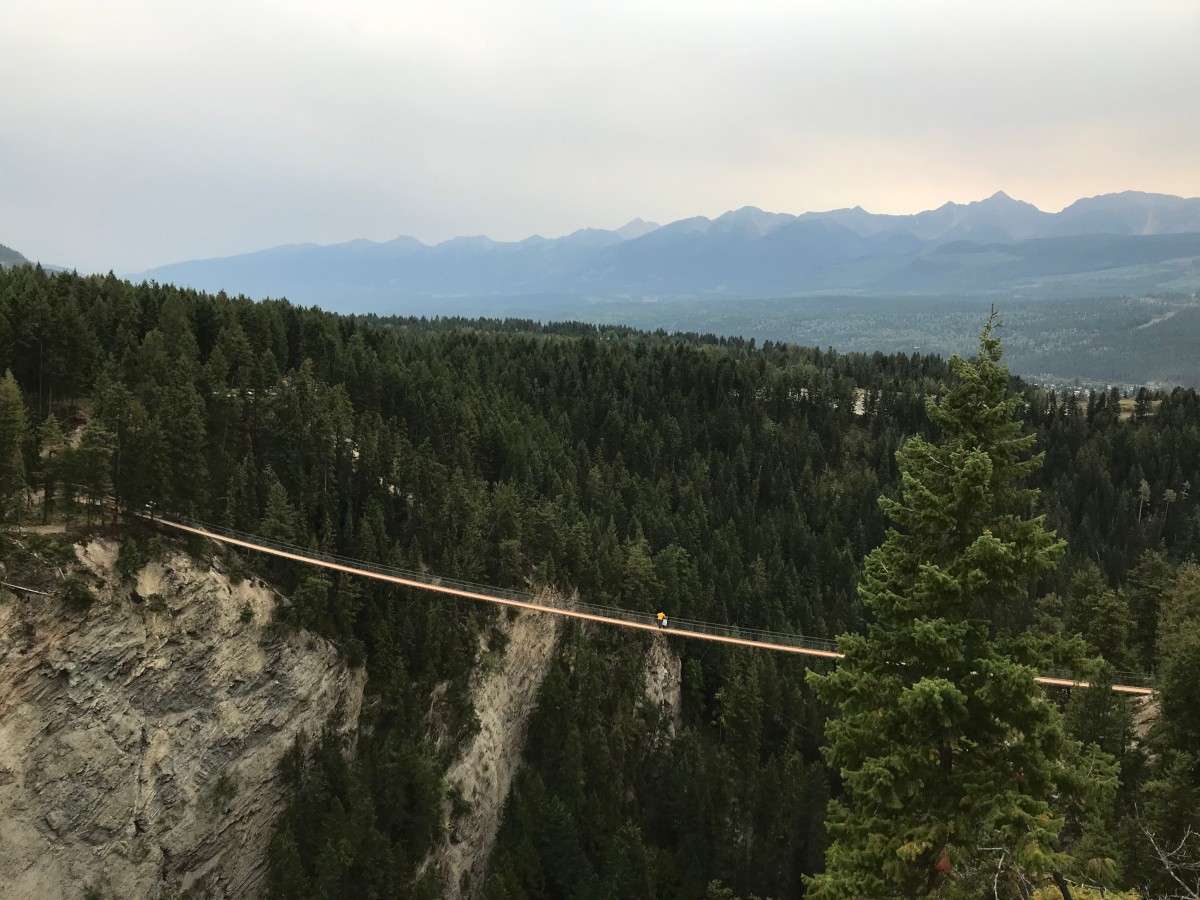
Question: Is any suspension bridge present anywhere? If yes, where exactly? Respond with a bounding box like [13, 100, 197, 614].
[142, 512, 1155, 696]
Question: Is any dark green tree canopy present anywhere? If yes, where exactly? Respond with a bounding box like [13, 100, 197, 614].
[0, 368, 28, 519]
[809, 314, 1114, 899]
[3, 266, 1199, 899]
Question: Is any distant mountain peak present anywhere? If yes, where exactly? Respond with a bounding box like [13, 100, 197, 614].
[614, 218, 660, 240]
[436, 235, 495, 252]
[657, 215, 713, 235]
[712, 206, 796, 237]
[129, 189, 1200, 312]
[385, 235, 426, 249]
[975, 190, 1044, 212]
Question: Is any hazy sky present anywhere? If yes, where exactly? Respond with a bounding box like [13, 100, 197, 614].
[3, 0, 1198, 272]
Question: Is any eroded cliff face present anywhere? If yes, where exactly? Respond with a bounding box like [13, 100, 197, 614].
[426, 594, 566, 899]
[0, 539, 364, 900]
[642, 634, 683, 741]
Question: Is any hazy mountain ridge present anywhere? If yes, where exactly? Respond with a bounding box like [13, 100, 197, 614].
[1, 242, 68, 273]
[0, 243, 30, 267]
[131, 192, 1200, 313]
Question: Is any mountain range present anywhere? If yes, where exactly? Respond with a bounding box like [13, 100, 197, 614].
[119, 190, 1200, 314]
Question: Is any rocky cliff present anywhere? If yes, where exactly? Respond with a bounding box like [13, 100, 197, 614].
[0, 538, 365, 900]
[426, 594, 565, 898]
[642, 634, 683, 741]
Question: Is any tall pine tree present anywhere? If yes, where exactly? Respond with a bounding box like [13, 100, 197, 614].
[36, 413, 66, 523]
[808, 313, 1113, 898]
[0, 368, 28, 520]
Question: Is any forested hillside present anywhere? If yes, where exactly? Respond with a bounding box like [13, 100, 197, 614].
[557, 293, 1200, 390]
[0, 242, 29, 267]
[2, 263, 1200, 898]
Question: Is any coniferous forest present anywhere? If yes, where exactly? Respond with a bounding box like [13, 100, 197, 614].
[2, 263, 1200, 899]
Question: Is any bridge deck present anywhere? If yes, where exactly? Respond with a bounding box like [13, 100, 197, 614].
[143, 513, 1154, 696]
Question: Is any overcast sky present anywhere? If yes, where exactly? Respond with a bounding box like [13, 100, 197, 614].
[3, 0, 1198, 273]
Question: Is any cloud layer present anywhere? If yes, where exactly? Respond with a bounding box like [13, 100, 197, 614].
[3, 0, 1198, 272]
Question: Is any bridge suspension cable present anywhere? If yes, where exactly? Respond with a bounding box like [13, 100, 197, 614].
[141, 512, 1154, 697]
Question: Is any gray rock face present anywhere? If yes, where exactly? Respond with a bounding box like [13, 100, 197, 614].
[428, 597, 565, 899]
[0, 539, 364, 900]
[642, 634, 683, 740]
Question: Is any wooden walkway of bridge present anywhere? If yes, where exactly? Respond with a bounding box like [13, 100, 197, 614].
[144, 513, 1154, 696]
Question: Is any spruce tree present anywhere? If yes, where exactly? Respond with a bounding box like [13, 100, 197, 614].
[808, 313, 1112, 898]
[72, 420, 114, 521]
[0, 369, 28, 520]
[37, 413, 66, 522]
[1142, 563, 1200, 889]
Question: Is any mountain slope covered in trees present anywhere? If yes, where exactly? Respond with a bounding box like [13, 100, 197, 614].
[564, 293, 1200, 390]
[0, 242, 29, 267]
[2, 264, 1200, 898]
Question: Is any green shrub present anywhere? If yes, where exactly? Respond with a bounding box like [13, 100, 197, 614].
[185, 533, 209, 560]
[60, 575, 97, 609]
[116, 539, 144, 583]
[26, 534, 76, 567]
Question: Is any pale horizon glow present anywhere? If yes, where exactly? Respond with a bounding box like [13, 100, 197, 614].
[3, 0, 1198, 272]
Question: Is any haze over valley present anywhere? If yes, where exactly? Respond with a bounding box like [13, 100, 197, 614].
[112, 189, 1200, 388]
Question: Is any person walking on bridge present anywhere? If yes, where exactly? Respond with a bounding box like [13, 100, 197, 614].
[656, 611, 668, 629]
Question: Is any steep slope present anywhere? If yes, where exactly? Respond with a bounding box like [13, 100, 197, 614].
[1, 242, 30, 267]
[0, 539, 364, 900]
[641, 634, 682, 741]
[427, 598, 565, 898]
[1048, 191, 1200, 237]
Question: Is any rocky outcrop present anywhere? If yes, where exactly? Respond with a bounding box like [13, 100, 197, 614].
[642, 635, 683, 740]
[428, 594, 565, 899]
[0, 539, 364, 900]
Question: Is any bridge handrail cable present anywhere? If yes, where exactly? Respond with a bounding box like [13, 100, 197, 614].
[157, 512, 839, 653]
[143, 511, 1153, 695]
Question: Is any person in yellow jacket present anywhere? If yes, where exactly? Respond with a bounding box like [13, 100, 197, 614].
[656, 611, 668, 629]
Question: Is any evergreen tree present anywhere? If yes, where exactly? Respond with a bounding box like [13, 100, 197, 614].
[1142, 563, 1200, 885]
[808, 314, 1113, 898]
[0, 368, 28, 520]
[71, 420, 114, 521]
[1122, 550, 1175, 672]
[260, 466, 302, 545]
[159, 375, 209, 513]
[36, 413, 66, 522]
